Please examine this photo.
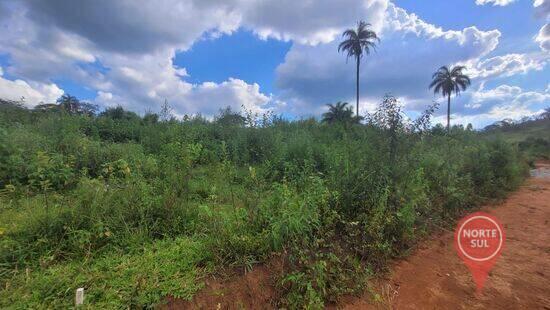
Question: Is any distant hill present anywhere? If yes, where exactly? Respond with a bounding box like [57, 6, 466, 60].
[482, 116, 550, 160]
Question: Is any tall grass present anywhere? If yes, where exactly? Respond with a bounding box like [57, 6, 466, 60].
[0, 102, 528, 307]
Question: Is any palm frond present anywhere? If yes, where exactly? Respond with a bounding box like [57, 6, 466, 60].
[338, 21, 379, 59]
[429, 65, 471, 97]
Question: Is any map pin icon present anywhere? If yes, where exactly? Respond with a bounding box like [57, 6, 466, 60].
[454, 212, 505, 294]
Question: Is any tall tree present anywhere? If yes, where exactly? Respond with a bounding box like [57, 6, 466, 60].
[56, 94, 97, 115]
[160, 98, 173, 122]
[429, 65, 471, 132]
[322, 101, 359, 124]
[57, 94, 80, 114]
[338, 21, 379, 117]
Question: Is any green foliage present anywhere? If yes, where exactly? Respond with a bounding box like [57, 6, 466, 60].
[0, 101, 529, 308]
[0, 237, 210, 308]
[28, 151, 76, 193]
[322, 102, 361, 125]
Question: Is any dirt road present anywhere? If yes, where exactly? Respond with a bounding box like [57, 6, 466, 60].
[343, 161, 550, 309]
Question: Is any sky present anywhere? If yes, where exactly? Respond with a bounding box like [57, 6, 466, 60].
[0, 0, 548, 128]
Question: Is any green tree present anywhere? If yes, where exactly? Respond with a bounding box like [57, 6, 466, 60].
[56, 94, 80, 114]
[429, 65, 471, 132]
[322, 102, 360, 124]
[77, 102, 99, 116]
[100, 105, 139, 120]
[338, 21, 379, 117]
[143, 112, 159, 124]
[215, 106, 246, 127]
[55, 94, 97, 115]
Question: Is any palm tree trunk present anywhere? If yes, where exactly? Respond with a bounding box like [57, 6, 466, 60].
[447, 93, 451, 133]
[356, 55, 360, 117]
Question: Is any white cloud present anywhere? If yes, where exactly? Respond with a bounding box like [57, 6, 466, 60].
[465, 84, 549, 116]
[534, 0, 550, 19]
[385, 4, 500, 57]
[185, 78, 273, 116]
[0, 0, 392, 116]
[535, 24, 550, 51]
[94, 77, 275, 119]
[0, 1, 282, 116]
[87, 48, 276, 117]
[475, 0, 516, 6]
[464, 53, 547, 79]
[0, 73, 64, 106]
[471, 84, 523, 103]
[17, 0, 389, 51]
[431, 84, 549, 128]
[241, 0, 388, 45]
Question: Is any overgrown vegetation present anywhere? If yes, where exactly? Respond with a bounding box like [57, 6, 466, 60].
[0, 97, 530, 308]
[482, 108, 550, 164]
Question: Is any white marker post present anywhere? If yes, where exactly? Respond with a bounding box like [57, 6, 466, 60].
[75, 288, 84, 306]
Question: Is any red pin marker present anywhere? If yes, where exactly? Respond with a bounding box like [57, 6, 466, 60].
[454, 212, 505, 294]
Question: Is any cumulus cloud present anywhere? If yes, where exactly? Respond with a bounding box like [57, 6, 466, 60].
[20, 0, 242, 54]
[0, 0, 392, 116]
[241, 0, 388, 45]
[89, 49, 276, 117]
[18, 0, 389, 51]
[465, 84, 548, 114]
[0, 1, 283, 117]
[184, 78, 275, 116]
[464, 53, 547, 79]
[0, 69, 64, 106]
[536, 24, 550, 51]
[475, 0, 516, 6]
[384, 4, 500, 56]
[275, 3, 502, 115]
[430, 84, 549, 128]
[534, 0, 550, 19]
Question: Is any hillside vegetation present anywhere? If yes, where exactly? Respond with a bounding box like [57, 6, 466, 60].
[0, 99, 528, 308]
[482, 115, 550, 162]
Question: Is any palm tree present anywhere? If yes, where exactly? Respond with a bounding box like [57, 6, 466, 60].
[56, 94, 80, 114]
[338, 21, 379, 117]
[429, 66, 471, 132]
[322, 101, 359, 124]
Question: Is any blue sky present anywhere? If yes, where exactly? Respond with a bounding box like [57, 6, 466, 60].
[0, 0, 548, 127]
[174, 31, 291, 94]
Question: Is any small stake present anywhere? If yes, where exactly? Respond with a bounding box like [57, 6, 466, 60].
[75, 288, 84, 306]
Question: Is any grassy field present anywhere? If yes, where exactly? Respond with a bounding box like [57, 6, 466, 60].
[0, 100, 531, 308]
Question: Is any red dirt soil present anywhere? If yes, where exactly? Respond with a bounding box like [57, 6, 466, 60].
[163, 258, 283, 309]
[166, 162, 550, 309]
[343, 161, 550, 309]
